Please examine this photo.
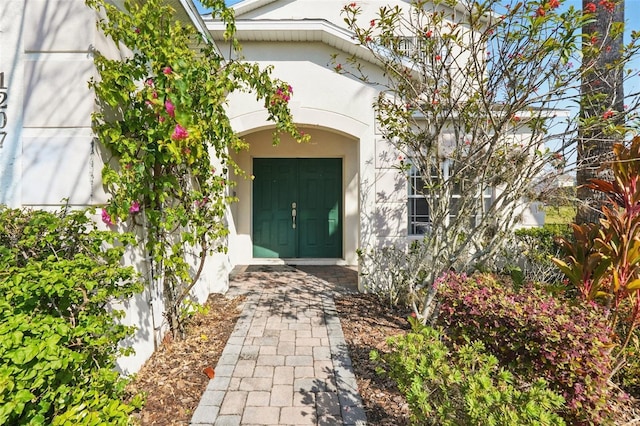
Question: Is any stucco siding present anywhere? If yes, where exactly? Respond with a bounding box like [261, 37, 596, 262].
[235, 0, 411, 28]
[21, 132, 94, 205]
[23, 57, 94, 129]
[24, 0, 96, 53]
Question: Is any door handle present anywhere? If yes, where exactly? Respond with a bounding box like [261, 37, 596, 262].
[291, 202, 297, 229]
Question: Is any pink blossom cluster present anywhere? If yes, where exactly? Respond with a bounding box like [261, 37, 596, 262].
[271, 85, 293, 105]
[101, 208, 114, 226]
[171, 124, 189, 141]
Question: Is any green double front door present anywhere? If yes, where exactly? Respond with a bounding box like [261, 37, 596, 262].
[253, 158, 342, 258]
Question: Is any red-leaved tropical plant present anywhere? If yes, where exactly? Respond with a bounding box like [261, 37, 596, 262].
[554, 135, 640, 370]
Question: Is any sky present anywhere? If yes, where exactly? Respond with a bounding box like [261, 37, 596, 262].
[194, 0, 240, 13]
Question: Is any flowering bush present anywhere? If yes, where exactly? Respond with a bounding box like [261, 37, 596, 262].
[87, 0, 308, 337]
[371, 321, 566, 425]
[436, 272, 613, 424]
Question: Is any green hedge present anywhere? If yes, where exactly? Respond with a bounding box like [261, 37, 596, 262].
[0, 206, 143, 425]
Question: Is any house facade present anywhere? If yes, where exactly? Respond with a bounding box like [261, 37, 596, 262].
[207, 0, 545, 268]
[0, 0, 544, 372]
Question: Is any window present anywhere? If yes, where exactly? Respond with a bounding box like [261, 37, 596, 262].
[408, 163, 436, 235]
[397, 37, 427, 62]
[394, 36, 449, 65]
[408, 161, 493, 236]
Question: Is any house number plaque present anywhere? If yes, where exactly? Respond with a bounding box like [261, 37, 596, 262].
[0, 72, 7, 148]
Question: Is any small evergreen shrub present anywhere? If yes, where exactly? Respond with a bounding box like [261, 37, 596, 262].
[371, 321, 566, 425]
[436, 272, 613, 424]
[498, 224, 572, 287]
[0, 206, 143, 424]
[613, 330, 640, 397]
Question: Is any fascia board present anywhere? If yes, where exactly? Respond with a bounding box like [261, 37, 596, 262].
[232, 0, 279, 17]
[205, 18, 378, 64]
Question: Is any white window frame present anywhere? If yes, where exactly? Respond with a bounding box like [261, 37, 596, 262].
[408, 160, 493, 236]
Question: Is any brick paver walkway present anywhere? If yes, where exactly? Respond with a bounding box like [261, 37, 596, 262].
[190, 265, 367, 426]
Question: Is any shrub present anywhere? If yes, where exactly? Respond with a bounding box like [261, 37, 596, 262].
[357, 241, 432, 309]
[435, 272, 613, 424]
[371, 321, 566, 425]
[497, 224, 572, 287]
[613, 329, 640, 397]
[554, 137, 640, 376]
[0, 206, 143, 424]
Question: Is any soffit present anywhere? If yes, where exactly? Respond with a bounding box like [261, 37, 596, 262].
[205, 18, 376, 63]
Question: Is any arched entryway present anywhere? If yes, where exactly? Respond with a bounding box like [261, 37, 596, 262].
[227, 126, 359, 265]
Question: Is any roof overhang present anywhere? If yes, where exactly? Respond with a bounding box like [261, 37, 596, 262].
[231, 0, 278, 17]
[205, 18, 378, 63]
[229, 0, 497, 22]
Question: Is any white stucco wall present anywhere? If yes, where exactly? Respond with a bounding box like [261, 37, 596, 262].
[219, 39, 406, 263]
[216, 0, 544, 267]
[0, 0, 231, 375]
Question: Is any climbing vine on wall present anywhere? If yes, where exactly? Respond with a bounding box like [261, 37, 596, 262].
[87, 0, 307, 337]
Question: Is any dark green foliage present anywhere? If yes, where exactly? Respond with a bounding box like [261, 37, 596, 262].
[371, 320, 566, 425]
[0, 206, 143, 424]
[436, 272, 613, 424]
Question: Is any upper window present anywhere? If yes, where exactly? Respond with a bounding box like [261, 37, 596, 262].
[394, 36, 450, 66]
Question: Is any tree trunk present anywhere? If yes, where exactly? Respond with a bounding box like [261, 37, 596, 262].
[576, 0, 624, 224]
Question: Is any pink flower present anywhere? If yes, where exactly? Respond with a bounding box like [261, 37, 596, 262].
[145, 78, 154, 86]
[171, 124, 189, 140]
[165, 100, 175, 118]
[101, 208, 114, 226]
[159, 115, 165, 123]
[129, 201, 140, 213]
[163, 66, 172, 75]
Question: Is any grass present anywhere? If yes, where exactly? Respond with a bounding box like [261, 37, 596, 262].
[544, 205, 576, 225]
